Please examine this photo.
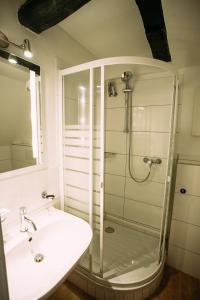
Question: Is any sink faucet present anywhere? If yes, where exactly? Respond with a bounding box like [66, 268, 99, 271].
[19, 206, 37, 232]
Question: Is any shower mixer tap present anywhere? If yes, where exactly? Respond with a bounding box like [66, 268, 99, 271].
[143, 157, 162, 165]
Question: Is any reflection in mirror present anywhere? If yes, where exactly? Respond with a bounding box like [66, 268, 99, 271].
[0, 52, 41, 174]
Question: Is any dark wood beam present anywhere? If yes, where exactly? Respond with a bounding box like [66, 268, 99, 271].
[18, 0, 91, 34]
[135, 0, 171, 62]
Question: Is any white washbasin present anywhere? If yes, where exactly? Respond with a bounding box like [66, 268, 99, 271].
[4, 207, 92, 300]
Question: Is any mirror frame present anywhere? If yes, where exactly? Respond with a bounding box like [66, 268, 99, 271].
[0, 49, 46, 180]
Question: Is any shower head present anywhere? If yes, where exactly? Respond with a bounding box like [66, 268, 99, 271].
[121, 71, 133, 84]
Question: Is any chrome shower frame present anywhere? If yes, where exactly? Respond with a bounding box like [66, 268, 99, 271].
[59, 57, 178, 290]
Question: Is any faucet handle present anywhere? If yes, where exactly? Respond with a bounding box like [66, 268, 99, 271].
[19, 206, 27, 215]
[0, 208, 9, 222]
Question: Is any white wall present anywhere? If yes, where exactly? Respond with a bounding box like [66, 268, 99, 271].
[0, 0, 94, 223]
[176, 66, 200, 157]
[168, 163, 200, 280]
[167, 66, 200, 279]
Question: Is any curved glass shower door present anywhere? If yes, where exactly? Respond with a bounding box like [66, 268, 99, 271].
[62, 67, 103, 275]
[103, 64, 175, 281]
[60, 57, 177, 283]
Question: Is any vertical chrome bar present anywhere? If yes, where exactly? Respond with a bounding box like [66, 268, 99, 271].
[99, 66, 105, 277]
[123, 91, 129, 133]
[89, 68, 94, 272]
[158, 75, 179, 262]
[58, 73, 65, 211]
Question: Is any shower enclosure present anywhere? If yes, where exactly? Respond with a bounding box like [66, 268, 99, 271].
[59, 57, 178, 295]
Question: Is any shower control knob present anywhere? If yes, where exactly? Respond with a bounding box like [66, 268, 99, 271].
[180, 188, 187, 194]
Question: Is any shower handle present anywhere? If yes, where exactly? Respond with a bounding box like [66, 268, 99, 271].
[143, 157, 162, 165]
[123, 90, 131, 133]
[124, 97, 129, 133]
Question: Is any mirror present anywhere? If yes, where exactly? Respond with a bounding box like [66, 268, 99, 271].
[0, 50, 42, 174]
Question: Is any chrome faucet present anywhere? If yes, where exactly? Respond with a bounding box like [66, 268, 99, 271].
[19, 206, 37, 232]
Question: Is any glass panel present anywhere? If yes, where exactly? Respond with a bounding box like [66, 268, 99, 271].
[63, 70, 90, 270]
[103, 64, 174, 281]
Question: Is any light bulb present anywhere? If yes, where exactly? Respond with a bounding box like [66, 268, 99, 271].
[24, 50, 33, 58]
[8, 54, 17, 64]
[23, 39, 33, 58]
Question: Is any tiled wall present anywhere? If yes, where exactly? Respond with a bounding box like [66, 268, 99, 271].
[168, 162, 200, 279]
[167, 65, 200, 280]
[104, 75, 174, 231]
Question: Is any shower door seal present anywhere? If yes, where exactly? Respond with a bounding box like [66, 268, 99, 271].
[158, 75, 179, 262]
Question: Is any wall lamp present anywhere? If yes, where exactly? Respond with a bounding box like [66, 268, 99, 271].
[0, 30, 33, 59]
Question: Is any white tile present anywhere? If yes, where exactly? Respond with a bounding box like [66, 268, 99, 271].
[64, 137, 90, 147]
[126, 156, 167, 183]
[129, 132, 169, 158]
[106, 108, 124, 131]
[64, 170, 100, 191]
[125, 178, 165, 207]
[132, 76, 174, 106]
[175, 164, 200, 197]
[168, 245, 200, 279]
[64, 129, 90, 138]
[105, 154, 126, 176]
[64, 170, 89, 189]
[64, 145, 89, 159]
[105, 194, 124, 217]
[67, 207, 88, 222]
[169, 220, 200, 254]
[132, 105, 171, 132]
[66, 197, 89, 214]
[64, 185, 100, 205]
[172, 193, 200, 226]
[64, 156, 100, 174]
[105, 131, 127, 154]
[124, 198, 162, 229]
[105, 174, 125, 198]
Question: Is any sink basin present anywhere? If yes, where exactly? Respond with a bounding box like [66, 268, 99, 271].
[4, 207, 92, 300]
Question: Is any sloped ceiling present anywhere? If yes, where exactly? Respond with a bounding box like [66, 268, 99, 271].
[59, 0, 200, 68]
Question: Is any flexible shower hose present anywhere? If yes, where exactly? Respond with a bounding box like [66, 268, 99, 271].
[128, 93, 152, 183]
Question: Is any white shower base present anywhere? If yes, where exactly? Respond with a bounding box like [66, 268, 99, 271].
[80, 219, 160, 285]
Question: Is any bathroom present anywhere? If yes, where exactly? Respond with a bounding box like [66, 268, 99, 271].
[0, 0, 200, 299]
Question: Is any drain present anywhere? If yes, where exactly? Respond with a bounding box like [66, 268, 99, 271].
[105, 226, 115, 233]
[34, 253, 44, 263]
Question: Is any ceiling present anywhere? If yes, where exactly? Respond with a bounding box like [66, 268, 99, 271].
[59, 0, 200, 68]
